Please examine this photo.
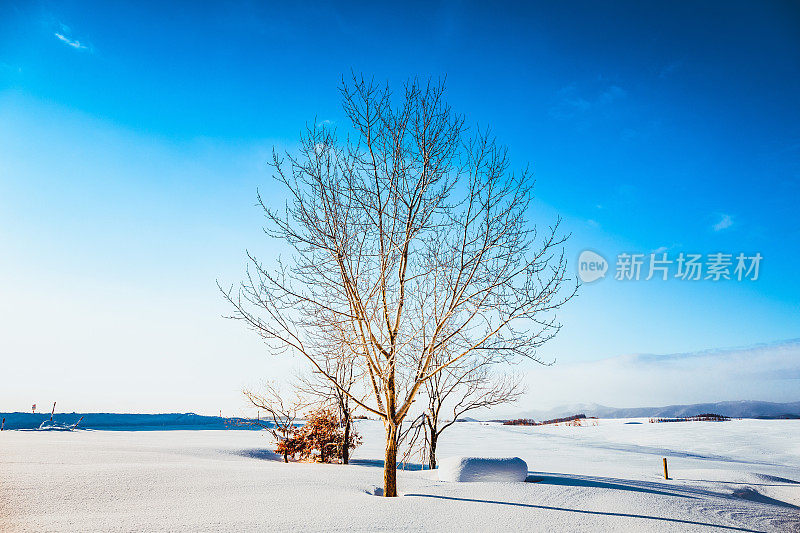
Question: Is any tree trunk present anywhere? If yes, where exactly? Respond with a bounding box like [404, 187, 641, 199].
[429, 431, 437, 470]
[342, 416, 351, 465]
[283, 452, 288, 463]
[383, 423, 398, 497]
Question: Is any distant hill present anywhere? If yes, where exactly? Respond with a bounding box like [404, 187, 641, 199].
[0, 412, 258, 431]
[512, 400, 800, 421]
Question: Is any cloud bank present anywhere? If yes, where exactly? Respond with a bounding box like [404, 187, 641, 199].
[519, 339, 800, 412]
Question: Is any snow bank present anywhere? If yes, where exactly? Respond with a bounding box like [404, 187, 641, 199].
[437, 456, 528, 482]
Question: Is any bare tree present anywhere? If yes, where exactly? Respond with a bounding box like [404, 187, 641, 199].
[221, 75, 576, 496]
[422, 360, 524, 469]
[396, 413, 428, 470]
[295, 343, 361, 464]
[243, 383, 300, 463]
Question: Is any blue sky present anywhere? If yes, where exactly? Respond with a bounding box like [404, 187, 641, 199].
[1, 1, 799, 413]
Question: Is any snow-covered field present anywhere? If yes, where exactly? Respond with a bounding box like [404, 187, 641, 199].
[1, 419, 798, 532]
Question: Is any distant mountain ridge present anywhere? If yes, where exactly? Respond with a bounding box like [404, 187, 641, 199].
[0, 412, 257, 431]
[513, 400, 800, 420]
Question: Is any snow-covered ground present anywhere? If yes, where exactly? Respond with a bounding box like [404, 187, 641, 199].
[1, 419, 798, 532]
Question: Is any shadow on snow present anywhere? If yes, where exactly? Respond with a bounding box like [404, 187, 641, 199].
[236, 452, 799, 512]
[401, 494, 765, 532]
[526, 474, 689, 498]
[233, 448, 284, 461]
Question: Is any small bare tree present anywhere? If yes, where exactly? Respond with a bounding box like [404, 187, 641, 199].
[222, 75, 576, 496]
[295, 343, 361, 464]
[243, 383, 300, 463]
[422, 361, 524, 469]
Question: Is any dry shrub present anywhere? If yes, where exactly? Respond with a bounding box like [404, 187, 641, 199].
[277, 408, 361, 463]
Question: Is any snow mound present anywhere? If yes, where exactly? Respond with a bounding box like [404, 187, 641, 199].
[364, 485, 384, 496]
[731, 487, 798, 509]
[438, 456, 528, 482]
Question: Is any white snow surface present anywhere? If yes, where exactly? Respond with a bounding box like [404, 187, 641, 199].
[438, 456, 528, 482]
[1, 418, 799, 532]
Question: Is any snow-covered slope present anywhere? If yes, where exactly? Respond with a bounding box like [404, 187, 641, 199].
[1, 419, 798, 531]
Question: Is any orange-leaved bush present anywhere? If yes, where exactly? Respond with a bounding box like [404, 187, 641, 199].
[275, 434, 305, 461]
[294, 408, 361, 463]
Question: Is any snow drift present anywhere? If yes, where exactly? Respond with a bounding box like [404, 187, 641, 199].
[437, 456, 528, 482]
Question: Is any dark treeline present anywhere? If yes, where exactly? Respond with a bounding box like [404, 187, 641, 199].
[502, 414, 588, 426]
[649, 413, 730, 423]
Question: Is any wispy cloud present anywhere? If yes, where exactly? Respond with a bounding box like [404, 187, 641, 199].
[598, 85, 626, 104]
[658, 60, 683, 79]
[0, 62, 22, 74]
[550, 83, 627, 119]
[650, 242, 681, 255]
[54, 32, 87, 50]
[550, 85, 590, 118]
[52, 22, 91, 52]
[712, 213, 734, 232]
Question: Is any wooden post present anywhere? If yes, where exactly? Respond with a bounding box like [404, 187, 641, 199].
[663, 457, 669, 480]
[1, 417, 4, 431]
[50, 402, 56, 422]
